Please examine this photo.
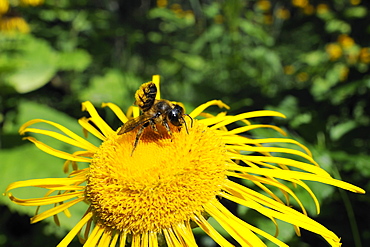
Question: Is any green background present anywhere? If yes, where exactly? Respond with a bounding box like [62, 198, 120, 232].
[1, 0, 369, 246]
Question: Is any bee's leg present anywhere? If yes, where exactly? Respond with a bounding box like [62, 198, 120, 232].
[131, 123, 148, 156]
[149, 120, 160, 134]
[162, 121, 173, 141]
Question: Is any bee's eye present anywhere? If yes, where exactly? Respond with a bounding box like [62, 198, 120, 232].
[168, 105, 183, 126]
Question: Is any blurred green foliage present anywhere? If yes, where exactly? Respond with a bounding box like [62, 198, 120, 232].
[1, 0, 369, 246]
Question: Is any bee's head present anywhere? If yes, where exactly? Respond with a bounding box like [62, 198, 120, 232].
[167, 104, 184, 126]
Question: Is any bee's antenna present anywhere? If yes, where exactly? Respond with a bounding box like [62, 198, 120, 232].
[182, 114, 193, 135]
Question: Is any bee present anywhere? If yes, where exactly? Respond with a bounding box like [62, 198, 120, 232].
[118, 82, 193, 155]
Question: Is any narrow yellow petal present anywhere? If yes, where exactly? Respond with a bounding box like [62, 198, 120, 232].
[6, 177, 84, 192]
[229, 166, 365, 193]
[8, 191, 84, 206]
[102, 102, 129, 124]
[83, 224, 105, 247]
[209, 199, 289, 247]
[141, 232, 150, 247]
[227, 171, 309, 215]
[109, 232, 119, 247]
[57, 211, 93, 247]
[229, 154, 330, 177]
[31, 197, 85, 223]
[21, 128, 98, 151]
[19, 119, 97, 151]
[227, 145, 318, 166]
[223, 124, 287, 136]
[78, 117, 106, 140]
[205, 200, 266, 247]
[152, 75, 161, 100]
[133, 105, 140, 118]
[24, 137, 91, 162]
[81, 101, 114, 137]
[174, 223, 197, 247]
[210, 110, 286, 130]
[189, 100, 230, 118]
[192, 213, 234, 247]
[223, 137, 313, 157]
[132, 234, 141, 247]
[222, 181, 341, 243]
[119, 232, 127, 247]
[97, 229, 111, 247]
[148, 231, 158, 247]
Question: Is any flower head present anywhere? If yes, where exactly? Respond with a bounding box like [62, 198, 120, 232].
[6, 75, 365, 247]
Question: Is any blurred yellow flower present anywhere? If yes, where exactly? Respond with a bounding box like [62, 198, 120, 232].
[316, 3, 329, 14]
[339, 66, 349, 81]
[337, 34, 355, 49]
[326, 43, 342, 61]
[256, 0, 271, 12]
[283, 65, 296, 75]
[276, 7, 290, 20]
[292, 0, 309, 8]
[263, 14, 273, 25]
[359, 47, 370, 64]
[296, 72, 309, 82]
[20, 0, 44, 6]
[0, 0, 9, 14]
[0, 16, 30, 33]
[214, 14, 224, 24]
[350, 0, 361, 5]
[156, 0, 168, 8]
[6, 76, 364, 247]
[303, 4, 315, 15]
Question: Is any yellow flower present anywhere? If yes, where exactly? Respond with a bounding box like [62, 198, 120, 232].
[303, 4, 315, 15]
[296, 72, 309, 82]
[283, 65, 295, 75]
[156, 0, 168, 8]
[316, 3, 329, 14]
[0, 0, 9, 15]
[337, 34, 355, 49]
[350, 0, 361, 5]
[292, 0, 308, 8]
[6, 75, 365, 247]
[0, 16, 30, 33]
[256, 0, 271, 12]
[359, 47, 370, 64]
[20, 0, 44, 6]
[276, 7, 291, 20]
[326, 43, 342, 61]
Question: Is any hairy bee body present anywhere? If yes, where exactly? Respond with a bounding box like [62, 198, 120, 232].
[118, 82, 192, 155]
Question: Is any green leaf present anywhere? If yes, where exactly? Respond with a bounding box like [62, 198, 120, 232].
[58, 49, 92, 71]
[5, 36, 58, 94]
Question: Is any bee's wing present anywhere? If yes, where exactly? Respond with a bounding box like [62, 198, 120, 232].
[118, 115, 152, 135]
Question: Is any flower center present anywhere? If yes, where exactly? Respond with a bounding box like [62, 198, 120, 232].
[86, 121, 227, 234]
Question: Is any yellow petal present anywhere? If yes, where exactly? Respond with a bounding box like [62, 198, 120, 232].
[229, 154, 330, 177]
[222, 124, 287, 136]
[81, 101, 114, 137]
[6, 177, 85, 192]
[78, 117, 106, 140]
[21, 128, 98, 151]
[210, 110, 286, 130]
[152, 75, 161, 100]
[189, 100, 230, 118]
[19, 119, 97, 151]
[102, 102, 129, 124]
[57, 211, 93, 247]
[231, 167, 365, 193]
[8, 191, 84, 206]
[205, 200, 267, 247]
[192, 213, 234, 247]
[31, 197, 85, 223]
